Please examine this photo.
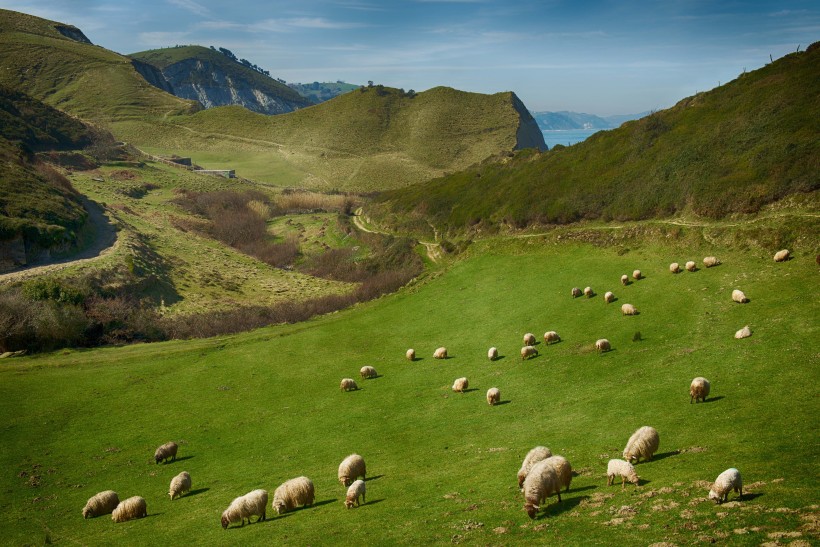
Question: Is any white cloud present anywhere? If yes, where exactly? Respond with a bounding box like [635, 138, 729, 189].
[168, 0, 210, 18]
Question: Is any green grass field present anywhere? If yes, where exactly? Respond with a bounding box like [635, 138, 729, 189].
[1, 235, 816, 545]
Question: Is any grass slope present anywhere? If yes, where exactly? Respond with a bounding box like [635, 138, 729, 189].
[372, 44, 820, 236]
[0, 229, 817, 544]
[288, 81, 360, 103]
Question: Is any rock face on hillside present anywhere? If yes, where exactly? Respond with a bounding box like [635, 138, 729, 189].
[511, 93, 548, 151]
[54, 24, 91, 44]
[131, 59, 174, 95]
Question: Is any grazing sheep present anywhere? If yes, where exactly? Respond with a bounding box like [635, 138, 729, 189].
[486, 387, 500, 406]
[583, 286, 593, 297]
[621, 274, 629, 286]
[735, 325, 752, 339]
[685, 261, 696, 272]
[112, 496, 147, 523]
[595, 339, 611, 353]
[607, 459, 639, 489]
[774, 249, 790, 262]
[221, 489, 268, 528]
[522, 459, 562, 519]
[344, 480, 366, 508]
[690, 377, 711, 403]
[272, 477, 315, 514]
[434, 347, 448, 359]
[360, 366, 377, 380]
[154, 441, 178, 464]
[406, 348, 415, 361]
[169, 471, 192, 500]
[604, 291, 615, 304]
[338, 454, 366, 487]
[452, 377, 469, 393]
[621, 303, 637, 316]
[517, 446, 553, 488]
[82, 490, 119, 519]
[521, 345, 538, 360]
[340, 378, 358, 391]
[623, 426, 660, 463]
[543, 455, 572, 492]
[632, 269, 642, 280]
[488, 347, 498, 361]
[523, 333, 536, 346]
[670, 262, 680, 274]
[543, 331, 560, 344]
[732, 289, 749, 303]
[709, 468, 743, 504]
[571, 287, 582, 298]
[703, 256, 720, 268]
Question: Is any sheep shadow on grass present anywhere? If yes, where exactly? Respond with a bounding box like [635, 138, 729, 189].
[459, 388, 480, 394]
[644, 451, 679, 463]
[700, 396, 725, 404]
[309, 499, 337, 509]
[363, 498, 386, 506]
[494, 400, 512, 406]
[738, 492, 764, 501]
[171, 455, 194, 463]
[537, 495, 588, 519]
[364, 474, 384, 482]
[185, 488, 209, 497]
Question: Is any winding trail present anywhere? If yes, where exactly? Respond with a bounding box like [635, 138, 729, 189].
[353, 208, 442, 263]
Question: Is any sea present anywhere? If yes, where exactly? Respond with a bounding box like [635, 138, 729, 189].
[541, 128, 601, 149]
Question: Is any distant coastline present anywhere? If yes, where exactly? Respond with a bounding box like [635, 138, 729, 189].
[541, 128, 600, 148]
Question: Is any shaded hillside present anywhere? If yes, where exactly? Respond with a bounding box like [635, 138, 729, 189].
[288, 80, 360, 103]
[129, 46, 313, 114]
[372, 44, 820, 236]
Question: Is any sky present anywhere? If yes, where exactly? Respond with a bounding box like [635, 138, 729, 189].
[1, 0, 818, 115]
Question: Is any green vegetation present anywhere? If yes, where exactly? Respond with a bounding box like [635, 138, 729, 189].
[288, 80, 360, 103]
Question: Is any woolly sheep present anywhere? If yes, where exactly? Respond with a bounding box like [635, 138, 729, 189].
[543, 455, 572, 493]
[434, 347, 448, 359]
[272, 476, 315, 514]
[112, 496, 147, 523]
[543, 331, 560, 344]
[169, 471, 192, 500]
[406, 348, 415, 361]
[690, 377, 711, 403]
[571, 287, 582, 298]
[774, 249, 790, 262]
[486, 387, 500, 406]
[340, 378, 358, 391]
[595, 339, 611, 353]
[703, 256, 720, 268]
[623, 426, 660, 463]
[338, 454, 366, 487]
[607, 459, 639, 489]
[735, 325, 752, 339]
[732, 289, 749, 303]
[670, 262, 680, 274]
[523, 333, 536, 346]
[488, 347, 498, 361]
[685, 260, 696, 272]
[632, 269, 642, 280]
[452, 377, 469, 393]
[521, 345, 538, 360]
[517, 446, 553, 488]
[221, 489, 267, 528]
[82, 490, 119, 519]
[154, 441, 178, 464]
[621, 303, 637, 316]
[360, 366, 377, 380]
[604, 291, 615, 304]
[344, 480, 366, 508]
[708, 468, 743, 504]
[583, 286, 593, 297]
[522, 459, 562, 519]
[620, 274, 628, 286]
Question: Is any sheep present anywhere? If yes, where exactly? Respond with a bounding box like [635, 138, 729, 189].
[154, 441, 178, 464]
[169, 471, 192, 500]
[703, 256, 720, 268]
[670, 262, 680, 274]
[735, 325, 752, 339]
[595, 339, 611, 353]
[517, 446, 553, 488]
[690, 377, 711, 403]
[583, 286, 593, 297]
[486, 387, 500, 406]
[607, 459, 639, 489]
[571, 287, 582, 298]
[522, 459, 562, 519]
[523, 333, 536, 346]
[623, 426, 660, 463]
[620, 274, 628, 286]
[708, 468, 743, 504]
[112, 496, 147, 523]
[521, 345, 538, 360]
[82, 490, 119, 519]
[360, 366, 377, 380]
[488, 347, 498, 361]
[543, 331, 560, 344]
[621, 303, 637, 316]
[221, 489, 268, 528]
[732, 289, 749, 303]
[272, 477, 315, 514]
[685, 260, 696, 272]
[406, 348, 415, 361]
[340, 378, 358, 391]
[452, 377, 469, 393]
[434, 347, 448, 359]
[338, 454, 366, 487]
[774, 249, 790, 262]
[604, 291, 615, 304]
[632, 269, 642, 280]
[344, 480, 366, 508]
[543, 455, 572, 493]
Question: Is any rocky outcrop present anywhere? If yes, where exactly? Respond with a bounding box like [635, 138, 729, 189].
[511, 93, 548, 151]
[54, 24, 91, 44]
[131, 59, 174, 95]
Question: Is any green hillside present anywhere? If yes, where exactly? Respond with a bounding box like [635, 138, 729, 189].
[370, 44, 820, 237]
[288, 80, 360, 103]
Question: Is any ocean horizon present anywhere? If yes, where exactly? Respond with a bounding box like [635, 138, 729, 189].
[541, 128, 602, 148]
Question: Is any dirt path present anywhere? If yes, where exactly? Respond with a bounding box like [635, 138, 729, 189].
[352, 208, 441, 263]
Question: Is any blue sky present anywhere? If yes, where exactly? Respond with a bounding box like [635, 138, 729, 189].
[2, 0, 817, 114]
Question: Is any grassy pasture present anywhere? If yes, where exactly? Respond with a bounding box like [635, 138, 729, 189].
[0, 237, 817, 545]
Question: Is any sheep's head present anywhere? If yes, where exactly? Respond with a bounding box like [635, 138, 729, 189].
[708, 489, 721, 503]
[82, 506, 91, 519]
[524, 503, 539, 519]
[273, 500, 286, 514]
[221, 514, 230, 529]
[628, 472, 640, 485]
[154, 454, 162, 464]
[344, 498, 355, 509]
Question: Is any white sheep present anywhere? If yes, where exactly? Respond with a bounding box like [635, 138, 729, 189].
[595, 339, 611, 353]
[360, 366, 377, 380]
[406, 348, 415, 361]
[606, 459, 639, 489]
[521, 345, 538, 360]
[583, 286, 594, 297]
[703, 256, 720, 268]
[632, 269, 642, 280]
[732, 289, 749, 303]
[571, 287, 582, 298]
[340, 378, 358, 391]
[734, 325, 751, 339]
[272, 477, 315, 514]
[452, 377, 469, 393]
[620, 274, 628, 286]
[154, 441, 178, 464]
[488, 347, 498, 361]
[623, 426, 660, 463]
[82, 490, 119, 519]
[517, 446, 553, 488]
[543, 331, 560, 344]
[523, 333, 536, 346]
[522, 459, 562, 519]
[685, 260, 696, 272]
[112, 496, 147, 523]
[169, 471, 192, 500]
[543, 455, 572, 492]
[621, 303, 637, 316]
[221, 489, 268, 528]
[604, 291, 615, 304]
[434, 347, 448, 359]
[344, 479, 366, 508]
[773, 249, 790, 262]
[338, 454, 366, 487]
[486, 387, 500, 406]
[690, 377, 711, 403]
[708, 468, 743, 504]
[670, 262, 680, 274]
